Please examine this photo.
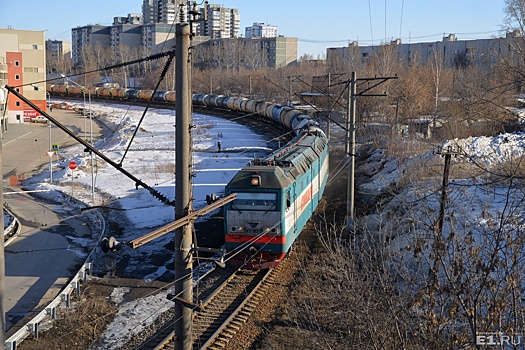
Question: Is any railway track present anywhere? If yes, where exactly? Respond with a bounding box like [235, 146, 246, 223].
[144, 257, 288, 350]
[192, 268, 271, 349]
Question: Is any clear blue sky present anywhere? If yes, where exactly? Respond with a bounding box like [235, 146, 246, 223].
[0, 1, 507, 57]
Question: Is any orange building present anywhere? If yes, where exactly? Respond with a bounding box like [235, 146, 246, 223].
[0, 28, 46, 125]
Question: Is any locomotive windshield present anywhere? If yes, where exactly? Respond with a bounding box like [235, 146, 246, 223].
[230, 192, 277, 211]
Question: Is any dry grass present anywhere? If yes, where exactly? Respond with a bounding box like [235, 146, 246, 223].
[19, 289, 117, 349]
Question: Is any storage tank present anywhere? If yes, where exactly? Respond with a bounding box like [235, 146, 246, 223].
[126, 89, 140, 99]
[68, 86, 82, 96]
[255, 101, 268, 116]
[203, 94, 216, 106]
[53, 85, 68, 95]
[244, 100, 256, 113]
[89, 87, 98, 96]
[98, 88, 112, 97]
[264, 103, 277, 120]
[153, 91, 168, 102]
[138, 90, 154, 100]
[113, 88, 128, 98]
[165, 91, 176, 102]
[233, 97, 247, 111]
[281, 109, 301, 129]
[271, 105, 287, 123]
[226, 96, 236, 109]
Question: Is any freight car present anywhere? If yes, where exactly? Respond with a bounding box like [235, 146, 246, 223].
[47, 85, 329, 268]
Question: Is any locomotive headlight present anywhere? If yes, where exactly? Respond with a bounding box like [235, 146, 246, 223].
[251, 175, 261, 186]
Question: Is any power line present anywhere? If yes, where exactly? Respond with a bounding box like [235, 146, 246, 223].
[399, 0, 404, 39]
[368, 0, 374, 45]
[296, 29, 503, 47]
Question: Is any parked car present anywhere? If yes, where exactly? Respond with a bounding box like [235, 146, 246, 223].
[32, 116, 48, 123]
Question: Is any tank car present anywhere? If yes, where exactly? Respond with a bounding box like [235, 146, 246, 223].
[224, 126, 328, 269]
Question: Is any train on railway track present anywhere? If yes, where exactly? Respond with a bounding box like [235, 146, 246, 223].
[47, 84, 329, 269]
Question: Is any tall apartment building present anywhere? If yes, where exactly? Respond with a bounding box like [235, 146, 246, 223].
[245, 23, 278, 38]
[0, 28, 46, 126]
[143, 0, 184, 24]
[72, 15, 144, 63]
[71, 25, 111, 63]
[143, 1, 240, 39]
[197, 2, 240, 39]
[46, 40, 71, 61]
[110, 24, 142, 54]
[141, 23, 175, 53]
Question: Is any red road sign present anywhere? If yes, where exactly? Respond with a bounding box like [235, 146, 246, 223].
[68, 161, 77, 170]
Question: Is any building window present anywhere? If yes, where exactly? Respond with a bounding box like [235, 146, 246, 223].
[14, 61, 20, 66]
[16, 101, 21, 107]
[15, 74, 20, 80]
[15, 87, 20, 92]
[33, 45, 38, 49]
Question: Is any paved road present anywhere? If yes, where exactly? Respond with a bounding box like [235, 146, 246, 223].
[2, 105, 103, 330]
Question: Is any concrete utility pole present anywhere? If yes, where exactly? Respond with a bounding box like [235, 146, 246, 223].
[345, 72, 397, 231]
[0, 115, 5, 346]
[346, 72, 356, 231]
[326, 73, 331, 140]
[174, 19, 193, 350]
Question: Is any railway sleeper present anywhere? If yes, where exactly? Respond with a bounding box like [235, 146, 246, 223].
[234, 315, 248, 322]
[218, 336, 232, 344]
[223, 328, 237, 336]
[203, 306, 235, 312]
[209, 344, 225, 350]
[214, 339, 228, 347]
[220, 332, 234, 339]
[239, 309, 253, 316]
[202, 311, 227, 317]
[226, 323, 241, 330]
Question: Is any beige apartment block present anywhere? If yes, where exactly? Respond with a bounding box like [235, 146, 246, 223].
[0, 28, 46, 125]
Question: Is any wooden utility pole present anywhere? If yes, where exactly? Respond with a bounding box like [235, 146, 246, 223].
[174, 18, 193, 350]
[430, 146, 457, 285]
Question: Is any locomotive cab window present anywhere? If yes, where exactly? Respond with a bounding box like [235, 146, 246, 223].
[231, 192, 277, 211]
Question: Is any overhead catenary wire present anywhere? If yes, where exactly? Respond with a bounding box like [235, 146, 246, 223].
[399, 0, 405, 39]
[368, 0, 374, 45]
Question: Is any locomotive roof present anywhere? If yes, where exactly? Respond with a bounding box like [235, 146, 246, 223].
[226, 165, 294, 190]
[225, 132, 328, 191]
